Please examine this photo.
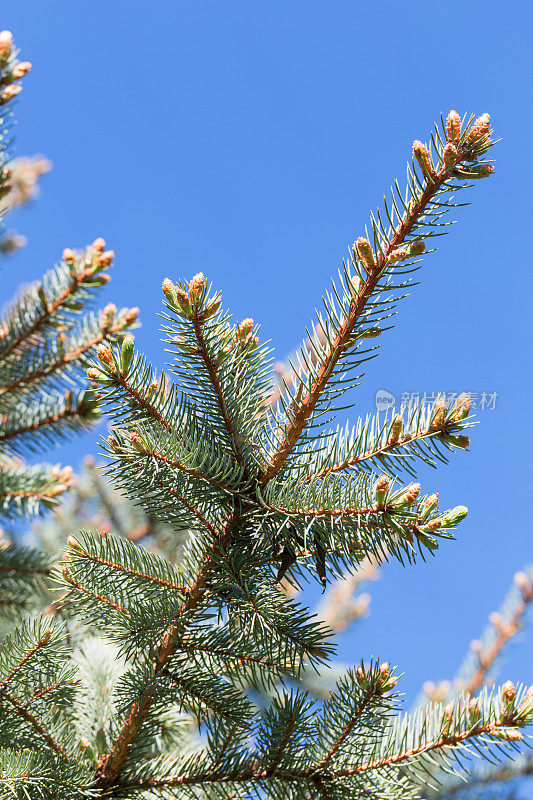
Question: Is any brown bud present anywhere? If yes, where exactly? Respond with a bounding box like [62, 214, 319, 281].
[354, 237, 376, 273]
[123, 307, 140, 326]
[468, 113, 490, 143]
[389, 415, 403, 443]
[130, 432, 147, 454]
[86, 367, 103, 381]
[388, 247, 409, 263]
[12, 61, 32, 78]
[443, 143, 458, 168]
[375, 475, 390, 506]
[1, 85, 22, 103]
[446, 110, 461, 144]
[356, 665, 366, 685]
[0, 30, 13, 54]
[451, 392, 471, 420]
[422, 517, 442, 533]
[502, 680, 516, 703]
[409, 240, 426, 256]
[96, 250, 114, 268]
[62, 248, 76, 264]
[59, 466, 73, 484]
[430, 398, 447, 430]
[441, 702, 454, 733]
[236, 318, 255, 344]
[67, 535, 84, 552]
[107, 435, 119, 452]
[175, 287, 192, 316]
[476, 164, 494, 177]
[61, 566, 73, 583]
[41, 628, 52, 645]
[102, 303, 116, 325]
[97, 345, 114, 369]
[80, 736, 91, 749]
[201, 296, 221, 320]
[92, 237, 106, 252]
[188, 272, 205, 301]
[514, 571, 531, 592]
[413, 140, 437, 181]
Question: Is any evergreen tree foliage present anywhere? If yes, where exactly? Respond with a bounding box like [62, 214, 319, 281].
[0, 28, 531, 800]
[0, 31, 138, 522]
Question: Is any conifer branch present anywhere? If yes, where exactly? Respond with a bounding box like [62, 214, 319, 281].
[62, 569, 130, 615]
[458, 569, 533, 696]
[65, 538, 189, 596]
[132, 448, 238, 495]
[0, 315, 129, 397]
[0, 629, 51, 691]
[191, 312, 243, 464]
[0, 244, 116, 359]
[259, 137, 486, 485]
[0, 689, 70, 758]
[94, 509, 244, 788]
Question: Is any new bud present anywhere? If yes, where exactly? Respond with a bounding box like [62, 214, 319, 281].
[354, 237, 376, 274]
[418, 492, 439, 523]
[122, 307, 140, 327]
[375, 475, 390, 506]
[502, 680, 516, 704]
[12, 61, 32, 79]
[388, 247, 409, 263]
[188, 272, 206, 302]
[92, 237, 106, 252]
[393, 482, 420, 509]
[236, 318, 255, 344]
[437, 505, 468, 528]
[389, 415, 403, 444]
[102, 303, 116, 326]
[430, 398, 447, 430]
[451, 392, 471, 421]
[96, 250, 114, 268]
[130, 432, 147, 455]
[63, 247, 76, 265]
[121, 336, 135, 374]
[87, 367, 104, 382]
[443, 143, 458, 168]
[162, 278, 177, 304]
[107, 435, 120, 452]
[468, 113, 490, 143]
[413, 140, 437, 181]
[176, 287, 192, 313]
[201, 296, 221, 320]
[409, 240, 426, 256]
[97, 345, 114, 370]
[355, 665, 367, 688]
[0, 30, 13, 54]
[67, 535, 85, 553]
[443, 433, 470, 449]
[446, 110, 461, 144]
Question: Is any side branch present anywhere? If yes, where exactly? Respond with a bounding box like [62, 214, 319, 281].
[191, 315, 243, 463]
[94, 509, 244, 790]
[259, 148, 469, 486]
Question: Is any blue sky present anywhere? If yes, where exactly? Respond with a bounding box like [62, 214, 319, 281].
[2, 1, 531, 706]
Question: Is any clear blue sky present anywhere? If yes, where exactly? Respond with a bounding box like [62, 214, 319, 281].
[3, 1, 531, 705]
